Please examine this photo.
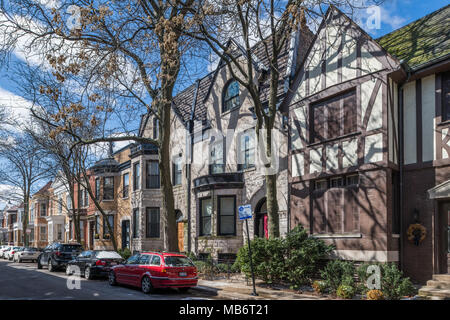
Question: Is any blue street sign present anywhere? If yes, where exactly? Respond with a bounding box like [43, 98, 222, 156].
[238, 204, 252, 220]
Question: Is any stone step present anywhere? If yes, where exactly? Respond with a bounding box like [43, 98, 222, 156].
[426, 280, 450, 289]
[432, 274, 450, 283]
[418, 287, 450, 299]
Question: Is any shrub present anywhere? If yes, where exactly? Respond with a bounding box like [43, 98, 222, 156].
[320, 260, 356, 294]
[366, 289, 384, 300]
[118, 248, 131, 260]
[356, 263, 416, 300]
[312, 280, 327, 295]
[337, 284, 355, 299]
[234, 225, 333, 287]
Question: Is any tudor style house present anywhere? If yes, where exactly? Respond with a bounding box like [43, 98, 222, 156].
[135, 26, 313, 260]
[285, 5, 449, 283]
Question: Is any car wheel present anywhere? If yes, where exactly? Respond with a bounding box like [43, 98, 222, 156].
[179, 287, 190, 293]
[18, 258, 22, 263]
[141, 276, 153, 294]
[48, 259, 54, 272]
[84, 267, 93, 280]
[108, 271, 117, 286]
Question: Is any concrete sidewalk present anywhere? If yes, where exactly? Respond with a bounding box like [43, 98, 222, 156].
[191, 278, 328, 300]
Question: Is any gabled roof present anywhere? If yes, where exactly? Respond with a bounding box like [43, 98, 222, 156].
[377, 4, 450, 70]
[33, 181, 52, 196]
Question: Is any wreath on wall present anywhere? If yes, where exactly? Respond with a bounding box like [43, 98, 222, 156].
[407, 223, 426, 246]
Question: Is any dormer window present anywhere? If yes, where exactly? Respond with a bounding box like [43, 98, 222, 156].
[223, 80, 240, 112]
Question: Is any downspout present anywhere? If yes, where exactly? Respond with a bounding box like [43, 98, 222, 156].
[398, 62, 411, 271]
[186, 79, 201, 253]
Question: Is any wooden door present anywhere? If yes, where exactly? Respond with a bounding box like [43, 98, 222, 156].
[177, 222, 184, 252]
[438, 202, 450, 274]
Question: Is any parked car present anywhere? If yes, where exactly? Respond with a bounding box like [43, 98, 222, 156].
[13, 247, 40, 263]
[66, 250, 124, 280]
[4, 247, 23, 260]
[0, 246, 10, 258]
[37, 243, 83, 272]
[108, 252, 198, 293]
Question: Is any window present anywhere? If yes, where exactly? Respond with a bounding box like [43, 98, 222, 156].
[146, 207, 160, 238]
[200, 198, 212, 236]
[103, 177, 114, 200]
[133, 162, 140, 191]
[123, 173, 129, 198]
[138, 254, 151, 265]
[442, 72, 450, 121]
[132, 208, 139, 239]
[223, 80, 240, 112]
[95, 216, 100, 235]
[146, 161, 160, 189]
[172, 157, 182, 186]
[40, 203, 47, 216]
[330, 177, 343, 188]
[126, 254, 140, 264]
[218, 196, 236, 236]
[82, 189, 89, 207]
[311, 90, 357, 143]
[66, 195, 72, 209]
[218, 253, 237, 264]
[150, 255, 161, 266]
[210, 140, 224, 174]
[95, 178, 100, 200]
[346, 175, 359, 186]
[153, 117, 159, 139]
[56, 224, 63, 240]
[58, 197, 62, 214]
[40, 226, 46, 240]
[238, 129, 255, 170]
[103, 215, 114, 237]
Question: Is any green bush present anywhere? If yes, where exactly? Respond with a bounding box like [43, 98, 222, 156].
[320, 260, 356, 294]
[337, 284, 355, 299]
[234, 225, 333, 287]
[356, 263, 416, 300]
[118, 248, 131, 260]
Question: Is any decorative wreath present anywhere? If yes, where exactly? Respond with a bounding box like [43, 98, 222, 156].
[407, 223, 426, 246]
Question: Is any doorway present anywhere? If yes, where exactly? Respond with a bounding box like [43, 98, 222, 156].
[89, 221, 95, 249]
[121, 220, 130, 249]
[176, 210, 184, 252]
[254, 198, 268, 239]
[438, 202, 450, 274]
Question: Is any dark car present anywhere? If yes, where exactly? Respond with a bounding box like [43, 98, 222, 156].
[37, 243, 83, 272]
[66, 250, 124, 280]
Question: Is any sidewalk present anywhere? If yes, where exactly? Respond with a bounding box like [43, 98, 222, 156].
[192, 277, 328, 300]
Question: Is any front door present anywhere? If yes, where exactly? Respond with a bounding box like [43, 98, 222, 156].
[121, 220, 130, 249]
[438, 202, 450, 274]
[89, 222, 95, 250]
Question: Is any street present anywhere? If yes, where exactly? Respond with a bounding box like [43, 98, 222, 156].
[0, 259, 213, 300]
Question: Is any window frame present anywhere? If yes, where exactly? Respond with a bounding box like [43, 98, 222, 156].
[146, 207, 160, 238]
[146, 160, 160, 189]
[217, 195, 236, 236]
[199, 197, 212, 236]
[133, 162, 140, 191]
[222, 80, 240, 113]
[95, 178, 100, 200]
[172, 156, 182, 186]
[209, 139, 225, 174]
[132, 208, 139, 239]
[237, 129, 255, 171]
[103, 215, 114, 238]
[103, 176, 114, 200]
[122, 173, 129, 198]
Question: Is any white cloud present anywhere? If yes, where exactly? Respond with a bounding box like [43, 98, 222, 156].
[0, 87, 32, 129]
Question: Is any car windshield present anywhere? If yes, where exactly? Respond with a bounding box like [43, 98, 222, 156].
[164, 256, 194, 267]
[24, 247, 38, 252]
[94, 251, 122, 259]
[61, 245, 82, 252]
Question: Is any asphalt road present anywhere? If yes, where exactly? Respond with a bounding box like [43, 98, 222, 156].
[0, 259, 213, 300]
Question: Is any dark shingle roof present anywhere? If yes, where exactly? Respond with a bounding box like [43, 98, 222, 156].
[377, 4, 450, 70]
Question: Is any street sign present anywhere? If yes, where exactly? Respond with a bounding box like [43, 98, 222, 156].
[238, 204, 252, 220]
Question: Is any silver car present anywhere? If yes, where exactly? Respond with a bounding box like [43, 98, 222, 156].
[4, 246, 22, 260]
[13, 247, 40, 263]
[0, 246, 10, 258]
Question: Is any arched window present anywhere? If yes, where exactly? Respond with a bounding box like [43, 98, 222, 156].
[223, 80, 240, 112]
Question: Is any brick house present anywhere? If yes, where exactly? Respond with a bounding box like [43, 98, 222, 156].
[29, 181, 52, 248]
[134, 25, 313, 261]
[284, 5, 449, 283]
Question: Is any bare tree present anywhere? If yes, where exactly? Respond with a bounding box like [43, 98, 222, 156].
[0, 133, 50, 246]
[0, 0, 207, 251]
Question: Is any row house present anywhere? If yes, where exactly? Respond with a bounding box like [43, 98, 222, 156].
[0, 204, 24, 245]
[29, 181, 52, 248]
[0, 206, 7, 243]
[284, 5, 449, 283]
[134, 24, 314, 261]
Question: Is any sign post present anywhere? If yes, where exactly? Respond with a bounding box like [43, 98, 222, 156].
[238, 204, 258, 296]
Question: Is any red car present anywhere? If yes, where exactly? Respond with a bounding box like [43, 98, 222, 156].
[108, 252, 198, 293]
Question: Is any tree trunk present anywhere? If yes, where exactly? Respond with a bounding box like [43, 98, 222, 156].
[22, 194, 29, 247]
[264, 127, 280, 238]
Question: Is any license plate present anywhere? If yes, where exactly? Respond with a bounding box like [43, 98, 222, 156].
[179, 272, 187, 277]
[110, 262, 117, 266]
